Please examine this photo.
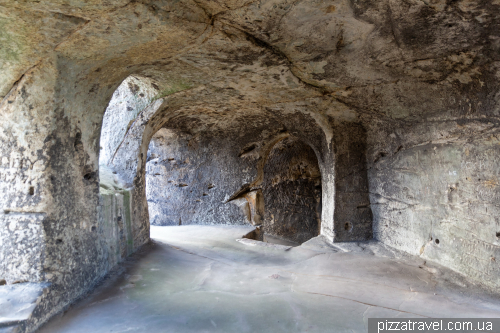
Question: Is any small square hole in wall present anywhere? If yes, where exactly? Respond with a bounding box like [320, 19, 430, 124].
[29, 186, 34, 195]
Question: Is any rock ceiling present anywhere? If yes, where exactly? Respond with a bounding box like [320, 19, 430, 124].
[1, 0, 499, 124]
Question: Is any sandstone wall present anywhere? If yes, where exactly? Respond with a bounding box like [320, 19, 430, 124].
[262, 137, 322, 244]
[146, 126, 260, 227]
[367, 118, 500, 290]
[1, 0, 499, 330]
[144, 112, 336, 246]
[332, 121, 373, 242]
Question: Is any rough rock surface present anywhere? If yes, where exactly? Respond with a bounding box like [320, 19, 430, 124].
[0, 282, 50, 331]
[368, 120, 500, 288]
[262, 137, 322, 244]
[100, 76, 159, 167]
[0, 0, 499, 331]
[145, 127, 321, 245]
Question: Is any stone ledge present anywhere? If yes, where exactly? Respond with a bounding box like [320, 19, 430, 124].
[236, 238, 293, 250]
[0, 283, 50, 331]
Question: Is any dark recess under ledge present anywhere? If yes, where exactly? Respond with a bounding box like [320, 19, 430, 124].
[243, 227, 300, 247]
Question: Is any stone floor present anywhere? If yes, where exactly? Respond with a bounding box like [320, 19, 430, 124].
[38, 226, 500, 333]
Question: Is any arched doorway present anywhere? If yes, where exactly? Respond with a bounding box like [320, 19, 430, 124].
[262, 137, 322, 245]
[98, 75, 160, 263]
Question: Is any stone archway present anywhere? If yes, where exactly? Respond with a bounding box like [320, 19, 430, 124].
[262, 137, 322, 245]
[97, 75, 160, 263]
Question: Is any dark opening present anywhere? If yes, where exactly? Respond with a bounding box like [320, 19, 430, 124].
[74, 132, 83, 149]
[238, 143, 257, 157]
[83, 172, 94, 181]
[261, 137, 322, 245]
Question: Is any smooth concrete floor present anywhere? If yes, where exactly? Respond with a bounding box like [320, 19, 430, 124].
[39, 226, 500, 332]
